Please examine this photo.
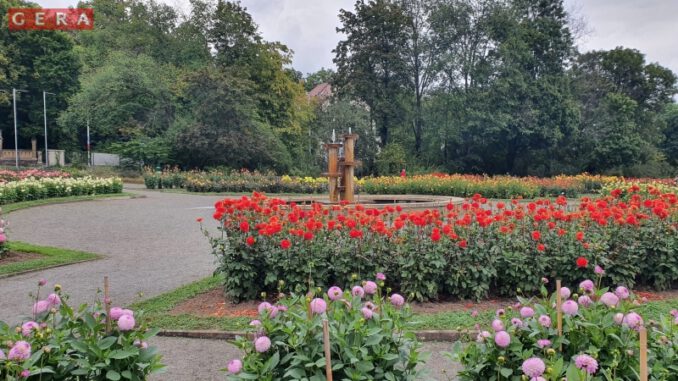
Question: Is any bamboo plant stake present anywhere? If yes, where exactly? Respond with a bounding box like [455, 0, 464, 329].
[639, 326, 648, 381]
[556, 279, 563, 350]
[323, 319, 333, 381]
[104, 276, 112, 334]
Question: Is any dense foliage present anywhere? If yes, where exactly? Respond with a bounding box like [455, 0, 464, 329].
[226, 279, 425, 380]
[0, 177, 123, 204]
[453, 279, 678, 380]
[204, 190, 678, 302]
[2, 0, 676, 176]
[0, 281, 164, 380]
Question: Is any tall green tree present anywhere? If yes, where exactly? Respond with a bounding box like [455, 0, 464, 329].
[334, 0, 410, 146]
[173, 67, 292, 170]
[0, 0, 81, 151]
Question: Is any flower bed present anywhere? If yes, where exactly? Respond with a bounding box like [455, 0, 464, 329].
[0, 176, 123, 205]
[453, 277, 678, 380]
[205, 191, 678, 302]
[143, 168, 328, 194]
[0, 280, 164, 379]
[226, 277, 424, 380]
[361, 174, 677, 199]
[0, 169, 71, 183]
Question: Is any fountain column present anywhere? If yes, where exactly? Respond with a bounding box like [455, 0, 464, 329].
[324, 143, 342, 203]
[340, 134, 358, 203]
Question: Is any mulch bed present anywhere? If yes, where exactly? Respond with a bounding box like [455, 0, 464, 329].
[0, 251, 42, 265]
[169, 287, 678, 319]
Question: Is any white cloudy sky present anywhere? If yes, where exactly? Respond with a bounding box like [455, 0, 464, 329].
[35, 0, 678, 76]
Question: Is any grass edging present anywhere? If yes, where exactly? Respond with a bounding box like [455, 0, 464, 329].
[0, 241, 101, 278]
[2, 192, 137, 214]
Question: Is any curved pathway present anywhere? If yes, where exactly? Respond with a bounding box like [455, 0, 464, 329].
[0, 186, 461, 380]
[0, 186, 223, 322]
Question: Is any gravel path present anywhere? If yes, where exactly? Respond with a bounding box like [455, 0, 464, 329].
[0, 186, 463, 380]
[0, 186, 224, 323]
[152, 337, 461, 381]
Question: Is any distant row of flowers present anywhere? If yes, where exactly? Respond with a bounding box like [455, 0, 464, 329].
[362, 173, 678, 199]
[143, 168, 335, 194]
[204, 189, 678, 302]
[145, 168, 677, 199]
[0, 169, 71, 183]
[0, 176, 123, 204]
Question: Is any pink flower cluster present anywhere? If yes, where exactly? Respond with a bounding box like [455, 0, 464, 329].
[110, 307, 135, 331]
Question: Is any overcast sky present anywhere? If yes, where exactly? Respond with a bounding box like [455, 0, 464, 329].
[35, 0, 678, 76]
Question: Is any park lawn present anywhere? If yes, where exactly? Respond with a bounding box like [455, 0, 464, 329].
[2, 192, 135, 213]
[132, 276, 678, 333]
[0, 241, 100, 277]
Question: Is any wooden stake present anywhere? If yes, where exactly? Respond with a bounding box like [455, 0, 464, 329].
[323, 319, 333, 381]
[556, 279, 563, 350]
[639, 326, 648, 381]
[104, 276, 112, 334]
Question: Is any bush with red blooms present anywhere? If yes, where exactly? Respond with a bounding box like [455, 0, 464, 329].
[203, 191, 678, 302]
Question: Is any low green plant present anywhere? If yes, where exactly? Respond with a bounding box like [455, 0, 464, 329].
[226, 278, 426, 380]
[451, 276, 678, 380]
[0, 281, 164, 380]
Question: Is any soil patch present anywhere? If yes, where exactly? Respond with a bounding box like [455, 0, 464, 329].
[0, 251, 43, 265]
[170, 287, 678, 319]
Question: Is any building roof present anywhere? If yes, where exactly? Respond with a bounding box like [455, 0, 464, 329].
[308, 83, 332, 100]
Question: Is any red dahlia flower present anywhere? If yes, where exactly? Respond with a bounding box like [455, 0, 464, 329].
[576, 256, 588, 268]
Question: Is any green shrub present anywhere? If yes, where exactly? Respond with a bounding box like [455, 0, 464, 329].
[226, 280, 425, 380]
[0, 282, 164, 380]
[452, 279, 678, 380]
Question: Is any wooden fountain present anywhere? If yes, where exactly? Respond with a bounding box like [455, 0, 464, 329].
[323, 130, 358, 203]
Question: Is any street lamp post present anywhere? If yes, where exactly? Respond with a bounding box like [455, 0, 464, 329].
[12, 88, 28, 169]
[43, 91, 55, 166]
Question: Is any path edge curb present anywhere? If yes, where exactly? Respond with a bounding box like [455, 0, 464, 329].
[158, 329, 468, 342]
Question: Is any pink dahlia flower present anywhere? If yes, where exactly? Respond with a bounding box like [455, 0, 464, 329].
[622, 312, 643, 330]
[327, 286, 343, 301]
[579, 279, 595, 293]
[21, 321, 39, 337]
[364, 281, 378, 295]
[578, 295, 593, 308]
[538, 315, 551, 328]
[537, 339, 551, 348]
[521, 357, 545, 378]
[47, 293, 61, 306]
[227, 359, 242, 374]
[361, 307, 373, 319]
[614, 286, 630, 300]
[491, 319, 504, 332]
[257, 302, 278, 318]
[254, 336, 271, 353]
[32, 300, 50, 315]
[351, 286, 365, 298]
[511, 318, 523, 328]
[494, 331, 510, 348]
[614, 313, 624, 325]
[376, 272, 386, 281]
[117, 314, 135, 331]
[574, 354, 598, 374]
[390, 293, 405, 307]
[562, 300, 579, 316]
[520, 307, 535, 318]
[560, 287, 571, 299]
[310, 298, 327, 315]
[600, 292, 619, 308]
[8, 341, 31, 361]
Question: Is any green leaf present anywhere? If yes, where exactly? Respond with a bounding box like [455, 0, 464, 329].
[106, 370, 121, 381]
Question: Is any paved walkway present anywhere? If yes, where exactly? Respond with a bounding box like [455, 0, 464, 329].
[0, 186, 461, 380]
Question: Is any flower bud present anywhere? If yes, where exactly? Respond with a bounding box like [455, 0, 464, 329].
[497, 356, 505, 364]
[547, 348, 556, 356]
[260, 292, 267, 299]
[351, 274, 358, 280]
[54, 284, 62, 291]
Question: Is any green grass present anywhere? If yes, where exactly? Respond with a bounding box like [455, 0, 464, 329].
[0, 241, 100, 277]
[132, 276, 678, 332]
[2, 192, 135, 213]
